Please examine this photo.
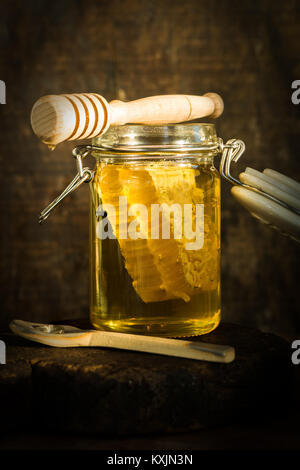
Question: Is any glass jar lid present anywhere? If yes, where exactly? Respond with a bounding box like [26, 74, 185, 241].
[92, 123, 220, 153]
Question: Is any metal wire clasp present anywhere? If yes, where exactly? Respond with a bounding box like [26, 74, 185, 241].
[38, 145, 94, 223]
[219, 139, 300, 215]
[219, 138, 246, 185]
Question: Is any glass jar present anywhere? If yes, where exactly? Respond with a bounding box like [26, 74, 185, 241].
[89, 123, 221, 337]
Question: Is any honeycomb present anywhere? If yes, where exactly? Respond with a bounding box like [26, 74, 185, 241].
[94, 163, 219, 303]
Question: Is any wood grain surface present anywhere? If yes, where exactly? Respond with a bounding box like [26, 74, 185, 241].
[0, 0, 299, 335]
[0, 323, 291, 435]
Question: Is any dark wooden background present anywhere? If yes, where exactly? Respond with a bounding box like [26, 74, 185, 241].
[0, 0, 299, 335]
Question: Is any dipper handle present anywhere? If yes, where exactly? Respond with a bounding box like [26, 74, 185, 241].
[31, 92, 224, 146]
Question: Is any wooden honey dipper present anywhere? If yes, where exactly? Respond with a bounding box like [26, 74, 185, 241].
[31, 92, 224, 146]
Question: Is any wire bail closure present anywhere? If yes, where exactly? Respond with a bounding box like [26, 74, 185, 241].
[220, 139, 300, 215]
[38, 140, 250, 224]
[38, 145, 95, 223]
[219, 139, 246, 185]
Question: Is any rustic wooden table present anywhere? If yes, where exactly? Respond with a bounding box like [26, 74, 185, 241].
[1, 322, 298, 450]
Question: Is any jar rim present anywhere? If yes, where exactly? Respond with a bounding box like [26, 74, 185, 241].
[92, 123, 220, 154]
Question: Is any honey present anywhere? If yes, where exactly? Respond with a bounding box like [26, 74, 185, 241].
[89, 146, 221, 337]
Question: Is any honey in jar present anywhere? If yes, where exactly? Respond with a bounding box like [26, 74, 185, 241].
[89, 124, 221, 337]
